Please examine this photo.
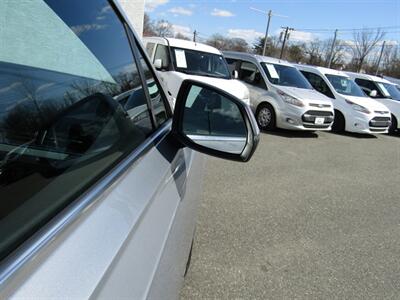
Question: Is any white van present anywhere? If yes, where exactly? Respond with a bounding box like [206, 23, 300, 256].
[143, 37, 250, 109]
[346, 72, 400, 134]
[223, 51, 334, 131]
[296, 65, 391, 134]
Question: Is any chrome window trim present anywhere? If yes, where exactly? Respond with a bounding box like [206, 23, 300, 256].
[0, 119, 172, 287]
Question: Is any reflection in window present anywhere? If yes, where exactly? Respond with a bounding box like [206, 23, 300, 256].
[0, 0, 153, 261]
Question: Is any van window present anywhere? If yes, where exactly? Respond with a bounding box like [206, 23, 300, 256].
[261, 63, 312, 89]
[354, 79, 384, 98]
[146, 42, 156, 57]
[0, 0, 154, 261]
[239, 62, 267, 90]
[301, 71, 335, 99]
[154, 44, 171, 70]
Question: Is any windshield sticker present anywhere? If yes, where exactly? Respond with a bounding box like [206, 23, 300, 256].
[266, 64, 279, 79]
[377, 83, 390, 97]
[175, 49, 187, 68]
[341, 79, 348, 87]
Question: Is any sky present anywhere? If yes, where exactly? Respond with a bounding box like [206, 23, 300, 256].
[145, 0, 400, 45]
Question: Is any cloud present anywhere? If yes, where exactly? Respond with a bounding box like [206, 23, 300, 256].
[168, 7, 192, 16]
[71, 24, 107, 36]
[288, 30, 317, 43]
[211, 8, 235, 17]
[171, 24, 192, 38]
[145, 0, 169, 12]
[227, 29, 263, 43]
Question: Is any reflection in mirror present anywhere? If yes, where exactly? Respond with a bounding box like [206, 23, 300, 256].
[182, 85, 247, 154]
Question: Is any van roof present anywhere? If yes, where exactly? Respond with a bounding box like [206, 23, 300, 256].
[143, 37, 221, 55]
[223, 51, 294, 67]
[295, 64, 350, 78]
[345, 71, 392, 84]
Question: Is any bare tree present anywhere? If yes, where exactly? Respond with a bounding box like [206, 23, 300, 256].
[174, 33, 190, 41]
[351, 29, 385, 72]
[143, 13, 155, 36]
[154, 20, 173, 37]
[304, 39, 325, 65]
[206, 34, 249, 52]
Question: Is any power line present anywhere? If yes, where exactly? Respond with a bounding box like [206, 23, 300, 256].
[295, 25, 400, 33]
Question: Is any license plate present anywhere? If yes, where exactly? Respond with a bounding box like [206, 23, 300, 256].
[315, 117, 325, 125]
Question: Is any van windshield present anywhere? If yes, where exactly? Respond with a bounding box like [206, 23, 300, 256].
[379, 82, 400, 101]
[326, 75, 365, 97]
[261, 63, 312, 89]
[171, 47, 230, 79]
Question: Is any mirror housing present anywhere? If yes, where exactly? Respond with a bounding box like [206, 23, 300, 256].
[154, 58, 163, 70]
[369, 90, 378, 98]
[232, 70, 238, 79]
[172, 80, 259, 162]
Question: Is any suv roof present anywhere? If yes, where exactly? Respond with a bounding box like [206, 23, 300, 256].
[223, 51, 293, 67]
[295, 64, 350, 78]
[143, 36, 221, 55]
[345, 71, 392, 84]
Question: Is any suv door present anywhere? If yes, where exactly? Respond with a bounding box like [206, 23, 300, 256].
[0, 1, 200, 299]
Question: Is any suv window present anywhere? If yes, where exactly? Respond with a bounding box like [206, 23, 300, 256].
[0, 0, 157, 261]
[301, 71, 335, 99]
[239, 62, 267, 90]
[154, 44, 171, 70]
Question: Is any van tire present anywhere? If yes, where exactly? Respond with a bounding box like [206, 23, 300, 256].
[389, 114, 398, 135]
[332, 110, 345, 133]
[256, 103, 276, 131]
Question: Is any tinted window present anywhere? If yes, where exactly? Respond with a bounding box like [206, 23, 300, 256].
[355, 79, 383, 98]
[0, 0, 154, 260]
[301, 71, 335, 99]
[239, 62, 267, 90]
[171, 47, 231, 79]
[381, 83, 400, 101]
[261, 63, 312, 89]
[153, 44, 171, 70]
[326, 75, 365, 97]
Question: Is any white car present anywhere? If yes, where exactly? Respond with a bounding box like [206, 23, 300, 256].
[143, 37, 250, 109]
[346, 72, 400, 134]
[297, 65, 391, 134]
[223, 52, 334, 131]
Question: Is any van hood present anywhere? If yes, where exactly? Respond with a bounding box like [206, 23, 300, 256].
[174, 73, 250, 103]
[345, 95, 390, 112]
[275, 86, 332, 105]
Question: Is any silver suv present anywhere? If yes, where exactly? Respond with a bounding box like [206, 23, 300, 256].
[0, 1, 259, 298]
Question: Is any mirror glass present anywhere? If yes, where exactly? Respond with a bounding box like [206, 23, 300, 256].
[182, 85, 247, 154]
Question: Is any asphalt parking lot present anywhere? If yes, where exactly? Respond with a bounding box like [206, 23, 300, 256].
[180, 130, 400, 299]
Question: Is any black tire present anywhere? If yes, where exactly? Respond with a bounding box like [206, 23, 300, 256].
[332, 110, 345, 133]
[256, 103, 276, 131]
[389, 114, 398, 135]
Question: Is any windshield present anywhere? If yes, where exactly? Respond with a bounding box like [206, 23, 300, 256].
[261, 63, 312, 89]
[171, 47, 230, 79]
[326, 75, 365, 97]
[379, 83, 400, 100]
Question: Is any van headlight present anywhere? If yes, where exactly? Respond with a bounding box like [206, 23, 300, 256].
[345, 99, 371, 114]
[277, 90, 304, 107]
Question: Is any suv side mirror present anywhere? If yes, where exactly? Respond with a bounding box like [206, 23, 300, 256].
[232, 70, 238, 79]
[369, 90, 378, 98]
[154, 58, 163, 70]
[172, 80, 259, 162]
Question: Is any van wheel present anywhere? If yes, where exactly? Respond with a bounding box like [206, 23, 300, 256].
[389, 114, 398, 135]
[256, 103, 275, 130]
[332, 110, 345, 132]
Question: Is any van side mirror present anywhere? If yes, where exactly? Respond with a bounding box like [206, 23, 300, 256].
[172, 80, 259, 162]
[232, 70, 238, 79]
[154, 58, 163, 70]
[369, 90, 378, 98]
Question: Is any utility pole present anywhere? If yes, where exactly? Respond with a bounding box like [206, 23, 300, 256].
[250, 7, 288, 56]
[327, 29, 338, 68]
[280, 27, 293, 59]
[375, 40, 386, 75]
[193, 30, 197, 43]
[262, 10, 272, 56]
